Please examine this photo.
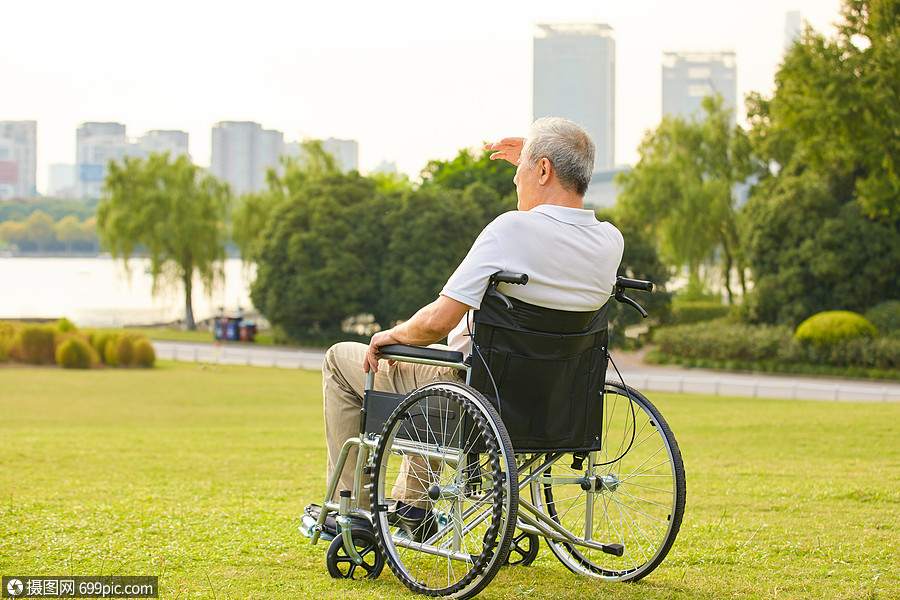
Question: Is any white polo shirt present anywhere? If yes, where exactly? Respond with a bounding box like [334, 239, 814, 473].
[441, 204, 624, 354]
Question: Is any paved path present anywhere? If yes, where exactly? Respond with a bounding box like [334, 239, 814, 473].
[151, 340, 900, 403]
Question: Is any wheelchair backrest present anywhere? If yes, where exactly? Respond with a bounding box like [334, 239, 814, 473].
[468, 291, 609, 452]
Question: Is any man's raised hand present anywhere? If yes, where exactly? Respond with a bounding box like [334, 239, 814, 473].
[485, 137, 525, 166]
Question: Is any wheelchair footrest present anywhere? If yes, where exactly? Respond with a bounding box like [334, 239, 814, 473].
[601, 543, 625, 557]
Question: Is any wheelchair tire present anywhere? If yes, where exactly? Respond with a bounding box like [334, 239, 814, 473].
[532, 380, 685, 582]
[371, 381, 518, 599]
[325, 528, 385, 580]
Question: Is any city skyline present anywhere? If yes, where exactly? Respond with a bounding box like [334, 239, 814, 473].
[3, 0, 844, 195]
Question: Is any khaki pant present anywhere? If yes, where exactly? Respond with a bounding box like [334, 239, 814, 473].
[322, 341, 461, 509]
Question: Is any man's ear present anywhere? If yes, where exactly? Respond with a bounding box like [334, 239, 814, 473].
[537, 158, 553, 185]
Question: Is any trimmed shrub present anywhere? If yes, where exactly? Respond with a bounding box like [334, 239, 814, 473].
[653, 319, 792, 362]
[104, 338, 120, 366]
[116, 336, 135, 367]
[55, 337, 93, 369]
[671, 301, 732, 325]
[794, 311, 878, 348]
[0, 322, 16, 362]
[90, 333, 114, 363]
[56, 317, 77, 333]
[865, 300, 900, 336]
[12, 325, 56, 364]
[132, 338, 156, 368]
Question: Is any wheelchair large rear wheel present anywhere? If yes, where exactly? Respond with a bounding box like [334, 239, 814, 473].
[371, 382, 518, 599]
[531, 380, 685, 581]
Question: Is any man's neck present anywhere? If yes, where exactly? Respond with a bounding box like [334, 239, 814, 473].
[535, 189, 585, 210]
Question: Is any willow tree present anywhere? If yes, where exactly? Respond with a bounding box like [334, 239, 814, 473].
[97, 153, 230, 329]
[616, 95, 754, 302]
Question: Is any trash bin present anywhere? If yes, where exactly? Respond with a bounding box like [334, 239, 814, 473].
[239, 320, 256, 342]
[214, 318, 225, 341]
[225, 318, 240, 341]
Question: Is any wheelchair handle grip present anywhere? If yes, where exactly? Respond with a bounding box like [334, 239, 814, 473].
[491, 272, 528, 285]
[616, 277, 653, 292]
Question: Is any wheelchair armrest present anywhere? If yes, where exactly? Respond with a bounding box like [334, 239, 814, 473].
[377, 344, 464, 365]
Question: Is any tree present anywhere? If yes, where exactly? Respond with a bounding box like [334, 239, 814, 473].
[23, 210, 55, 253]
[596, 209, 673, 346]
[245, 138, 519, 341]
[232, 142, 342, 264]
[742, 173, 900, 326]
[55, 215, 83, 253]
[747, 0, 900, 222]
[97, 153, 231, 330]
[743, 0, 900, 324]
[420, 146, 518, 199]
[616, 95, 754, 302]
[0, 219, 26, 249]
[375, 185, 487, 324]
[250, 172, 387, 339]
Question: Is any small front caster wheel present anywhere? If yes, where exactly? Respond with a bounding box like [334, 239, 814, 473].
[326, 529, 384, 580]
[505, 531, 540, 566]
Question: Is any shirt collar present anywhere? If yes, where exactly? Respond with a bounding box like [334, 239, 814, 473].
[530, 204, 599, 225]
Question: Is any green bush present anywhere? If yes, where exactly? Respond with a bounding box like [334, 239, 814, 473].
[865, 300, 900, 336]
[653, 319, 792, 362]
[12, 325, 56, 364]
[90, 333, 114, 363]
[0, 322, 16, 362]
[794, 311, 878, 348]
[132, 338, 156, 368]
[55, 337, 94, 369]
[116, 336, 135, 367]
[56, 317, 77, 333]
[650, 316, 900, 377]
[104, 338, 120, 366]
[671, 301, 732, 325]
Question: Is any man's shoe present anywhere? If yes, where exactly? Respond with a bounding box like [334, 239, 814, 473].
[387, 501, 438, 543]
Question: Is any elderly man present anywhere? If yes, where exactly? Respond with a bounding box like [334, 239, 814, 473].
[316, 117, 624, 534]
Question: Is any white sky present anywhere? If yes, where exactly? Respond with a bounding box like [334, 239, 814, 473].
[3, 0, 844, 194]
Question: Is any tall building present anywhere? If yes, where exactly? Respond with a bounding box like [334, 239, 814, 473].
[661, 51, 737, 123]
[76, 122, 128, 199]
[0, 120, 38, 199]
[138, 130, 190, 160]
[533, 23, 616, 172]
[784, 11, 803, 51]
[75, 122, 191, 199]
[209, 121, 284, 194]
[282, 137, 360, 174]
[322, 138, 359, 173]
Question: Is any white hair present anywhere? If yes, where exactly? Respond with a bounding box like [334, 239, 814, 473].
[521, 117, 595, 196]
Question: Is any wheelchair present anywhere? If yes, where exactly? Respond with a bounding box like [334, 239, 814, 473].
[301, 272, 686, 599]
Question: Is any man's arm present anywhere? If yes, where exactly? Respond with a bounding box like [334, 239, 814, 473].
[364, 294, 471, 373]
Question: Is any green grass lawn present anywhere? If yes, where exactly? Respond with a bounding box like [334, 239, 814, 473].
[1, 362, 897, 599]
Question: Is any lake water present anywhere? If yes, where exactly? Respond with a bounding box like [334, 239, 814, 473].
[0, 257, 255, 327]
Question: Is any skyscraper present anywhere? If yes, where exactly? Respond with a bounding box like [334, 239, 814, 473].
[533, 23, 616, 172]
[138, 130, 190, 160]
[661, 51, 737, 123]
[784, 11, 803, 51]
[0, 120, 38, 199]
[209, 121, 284, 195]
[282, 137, 360, 174]
[76, 122, 128, 200]
[321, 138, 359, 173]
